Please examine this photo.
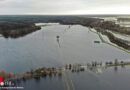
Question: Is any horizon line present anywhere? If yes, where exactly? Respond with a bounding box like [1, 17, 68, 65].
[0, 14, 130, 16]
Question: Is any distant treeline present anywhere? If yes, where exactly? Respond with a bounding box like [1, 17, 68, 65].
[117, 18, 130, 22]
[0, 15, 130, 37]
[0, 16, 42, 38]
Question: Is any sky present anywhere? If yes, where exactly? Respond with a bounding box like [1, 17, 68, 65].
[0, 0, 130, 15]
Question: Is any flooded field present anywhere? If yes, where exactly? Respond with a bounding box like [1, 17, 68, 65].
[0, 24, 130, 90]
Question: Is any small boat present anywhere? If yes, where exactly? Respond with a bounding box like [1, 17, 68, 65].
[94, 41, 100, 43]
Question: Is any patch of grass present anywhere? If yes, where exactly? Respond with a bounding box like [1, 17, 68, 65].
[88, 27, 130, 53]
[110, 30, 130, 37]
[34, 69, 41, 75]
[97, 32, 130, 53]
[36, 25, 49, 27]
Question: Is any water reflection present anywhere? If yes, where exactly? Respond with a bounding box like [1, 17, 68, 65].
[56, 35, 61, 48]
[114, 66, 118, 72]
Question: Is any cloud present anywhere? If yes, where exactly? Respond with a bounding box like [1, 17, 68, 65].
[0, 0, 130, 14]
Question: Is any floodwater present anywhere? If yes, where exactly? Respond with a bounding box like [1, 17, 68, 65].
[0, 24, 130, 90]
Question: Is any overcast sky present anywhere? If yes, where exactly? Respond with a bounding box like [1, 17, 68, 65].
[0, 0, 130, 15]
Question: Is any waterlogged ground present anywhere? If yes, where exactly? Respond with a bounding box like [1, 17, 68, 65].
[0, 24, 130, 90]
[19, 66, 130, 90]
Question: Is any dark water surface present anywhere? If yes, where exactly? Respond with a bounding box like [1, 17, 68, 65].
[0, 24, 130, 90]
